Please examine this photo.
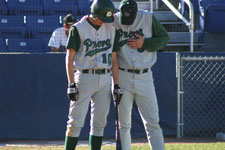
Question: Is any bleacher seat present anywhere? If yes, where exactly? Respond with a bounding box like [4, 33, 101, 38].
[0, 39, 7, 52]
[25, 16, 61, 39]
[42, 39, 51, 52]
[77, 0, 92, 16]
[0, 0, 8, 16]
[198, 0, 225, 40]
[8, 0, 43, 16]
[42, 0, 78, 16]
[0, 16, 27, 38]
[7, 39, 42, 52]
[205, 5, 225, 33]
[76, 16, 83, 21]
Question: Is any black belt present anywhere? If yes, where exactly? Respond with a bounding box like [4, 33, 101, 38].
[82, 69, 110, 74]
[119, 67, 150, 74]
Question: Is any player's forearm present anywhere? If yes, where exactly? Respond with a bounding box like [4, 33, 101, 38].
[66, 49, 76, 84]
[111, 52, 119, 85]
[142, 33, 169, 52]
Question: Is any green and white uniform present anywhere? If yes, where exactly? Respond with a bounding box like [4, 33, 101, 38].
[113, 10, 169, 150]
[66, 19, 119, 138]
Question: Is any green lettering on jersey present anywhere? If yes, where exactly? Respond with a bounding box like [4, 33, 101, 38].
[84, 39, 112, 57]
[118, 39, 127, 47]
[118, 29, 145, 52]
[84, 39, 92, 52]
[85, 46, 111, 57]
[118, 29, 144, 39]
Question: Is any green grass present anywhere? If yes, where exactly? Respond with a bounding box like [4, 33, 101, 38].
[1, 143, 225, 150]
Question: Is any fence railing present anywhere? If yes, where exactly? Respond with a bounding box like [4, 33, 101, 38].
[176, 53, 225, 138]
[161, 0, 194, 52]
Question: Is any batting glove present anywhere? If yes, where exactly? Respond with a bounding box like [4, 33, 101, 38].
[67, 83, 79, 101]
[113, 84, 123, 105]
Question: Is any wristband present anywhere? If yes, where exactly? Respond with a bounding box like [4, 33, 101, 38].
[68, 82, 75, 88]
[114, 84, 120, 89]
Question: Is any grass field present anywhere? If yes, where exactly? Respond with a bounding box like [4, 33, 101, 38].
[1, 142, 225, 150]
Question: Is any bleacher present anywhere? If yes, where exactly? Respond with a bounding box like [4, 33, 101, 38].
[0, 0, 92, 53]
[0, 0, 225, 52]
[171, 0, 225, 51]
[198, 0, 225, 41]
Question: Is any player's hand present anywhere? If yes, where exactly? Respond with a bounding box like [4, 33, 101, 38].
[113, 84, 123, 105]
[67, 83, 79, 101]
[127, 34, 144, 49]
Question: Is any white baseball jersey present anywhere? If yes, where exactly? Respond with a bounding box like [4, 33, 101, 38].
[48, 27, 68, 51]
[74, 20, 115, 70]
[113, 10, 157, 69]
[113, 10, 165, 150]
[66, 19, 115, 138]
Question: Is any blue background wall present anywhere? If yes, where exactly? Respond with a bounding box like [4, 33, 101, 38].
[0, 52, 177, 140]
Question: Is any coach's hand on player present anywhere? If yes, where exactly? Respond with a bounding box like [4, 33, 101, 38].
[113, 84, 123, 105]
[127, 34, 144, 49]
[67, 83, 79, 101]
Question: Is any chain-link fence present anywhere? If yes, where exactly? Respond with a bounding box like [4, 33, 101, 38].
[176, 53, 225, 138]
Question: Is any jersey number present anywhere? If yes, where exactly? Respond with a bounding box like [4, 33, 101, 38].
[102, 53, 112, 65]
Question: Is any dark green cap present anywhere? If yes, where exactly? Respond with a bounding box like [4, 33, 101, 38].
[119, 0, 137, 25]
[91, 0, 115, 23]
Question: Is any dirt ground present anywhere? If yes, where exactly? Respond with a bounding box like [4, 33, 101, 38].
[0, 137, 224, 147]
[133, 137, 225, 145]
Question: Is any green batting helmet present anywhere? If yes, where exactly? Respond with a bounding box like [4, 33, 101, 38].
[91, 0, 115, 23]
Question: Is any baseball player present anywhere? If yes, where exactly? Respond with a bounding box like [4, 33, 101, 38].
[113, 0, 169, 150]
[64, 0, 121, 150]
[48, 14, 77, 52]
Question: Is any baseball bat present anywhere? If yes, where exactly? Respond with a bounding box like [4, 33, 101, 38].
[115, 100, 122, 150]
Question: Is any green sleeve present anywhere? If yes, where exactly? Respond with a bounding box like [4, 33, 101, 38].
[142, 15, 169, 52]
[66, 26, 81, 52]
[113, 29, 120, 52]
